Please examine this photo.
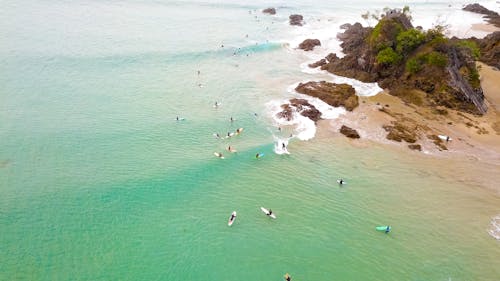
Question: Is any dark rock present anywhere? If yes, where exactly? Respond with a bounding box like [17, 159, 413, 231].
[309, 59, 327, 68]
[476, 31, 500, 69]
[289, 14, 304, 26]
[463, 3, 500, 27]
[325, 53, 338, 63]
[277, 98, 322, 122]
[295, 81, 359, 111]
[408, 144, 422, 151]
[463, 3, 498, 16]
[340, 125, 360, 138]
[298, 39, 321, 51]
[262, 8, 276, 15]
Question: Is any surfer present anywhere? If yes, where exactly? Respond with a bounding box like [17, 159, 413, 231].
[230, 213, 236, 221]
[339, 179, 344, 185]
[282, 143, 286, 149]
[385, 226, 391, 233]
[284, 273, 291, 281]
[230, 117, 234, 122]
[176, 116, 179, 121]
[197, 70, 200, 75]
[267, 209, 273, 216]
[217, 152, 223, 158]
[446, 136, 450, 142]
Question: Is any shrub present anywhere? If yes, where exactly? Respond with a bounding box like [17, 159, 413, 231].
[376, 47, 402, 65]
[396, 29, 425, 54]
[406, 58, 422, 74]
[426, 51, 448, 67]
[456, 40, 480, 59]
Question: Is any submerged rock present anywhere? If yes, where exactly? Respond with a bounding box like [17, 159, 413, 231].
[295, 81, 358, 111]
[309, 59, 327, 68]
[289, 14, 304, 26]
[298, 39, 321, 51]
[277, 98, 322, 122]
[262, 8, 276, 15]
[408, 144, 422, 151]
[340, 125, 360, 139]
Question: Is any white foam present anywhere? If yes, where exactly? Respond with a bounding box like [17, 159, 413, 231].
[488, 215, 500, 240]
[273, 136, 291, 155]
[266, 99, 317, 141]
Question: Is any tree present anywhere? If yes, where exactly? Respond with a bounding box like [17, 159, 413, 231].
[376, 47, 402, 65]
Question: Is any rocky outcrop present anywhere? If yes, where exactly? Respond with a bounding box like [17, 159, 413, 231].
[447, 46, 487, 114]
[289, 14, 304, 26]
[295, 81, 359, 111]
[309, 59, 327, 68]
[463, 3, 500, 28]
[320, 10, 487, 115]
[382, 122, 417, 143]
[476, 31, 500, 69]
[340, 125, 360, 138]
[277, 98, 322, 122]
[262, 8, 276, 15]
[298, 39, 321, 51]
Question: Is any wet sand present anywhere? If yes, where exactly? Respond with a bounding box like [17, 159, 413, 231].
[471, 23, 500, 34]
[317, 62, 500, 193]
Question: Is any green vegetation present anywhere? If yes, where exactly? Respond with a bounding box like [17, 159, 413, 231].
[396, 29, 425, 54]
[376, 47, 402, 65]
[456, 40, 480, 59]
[425, 51, 448, 67]
[369, 18, 404, 51]
[406, 58, 422, 74]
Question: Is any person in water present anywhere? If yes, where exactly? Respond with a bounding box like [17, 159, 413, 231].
[385, 226, 391, 233]
[339, 179, 344, 185]
[284, 273, 291, 281]
[176, 116, 179, 121]
[282, 142, 286, 149]
[230, 117, 234, 122]
[446, 136, 450, 142]
[268, 209, 273, 216]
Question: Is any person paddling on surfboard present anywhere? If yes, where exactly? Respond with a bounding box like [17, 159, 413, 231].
[284, 273, 291, 281]
[339, 178, 344, 185]
[385, 226, 391, 233]
[267, 209, 273, 216]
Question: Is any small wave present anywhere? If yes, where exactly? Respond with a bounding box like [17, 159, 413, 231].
[488, 215, 500, 240]
[273, 136, 291, 155]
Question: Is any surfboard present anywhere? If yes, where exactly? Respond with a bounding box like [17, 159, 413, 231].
[214, 152, 224, 159]
[376, 226, 391, 232]
[175, 117, 185, 121]
[255, 153, 265, 159]
[438, 135, 452, 141]
[260, 207, 276, 219]
[235, 128, 244, 135]
[225, 132, 235, 139]
[227, 147, 237, 153]
[228, 211, 237, 226]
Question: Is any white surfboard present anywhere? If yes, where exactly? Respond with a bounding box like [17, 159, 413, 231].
[227, 147, 237, 153]
[175, 117, 185, 121]
[438, 135, 452, 141]
[228, 211, 237, 226]
[235, 128, 244, 135]
[214, 152, 225, 159]
[260, 207, 276, 219]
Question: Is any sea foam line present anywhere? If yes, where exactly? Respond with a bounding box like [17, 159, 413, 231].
[488, 215, 500, 240]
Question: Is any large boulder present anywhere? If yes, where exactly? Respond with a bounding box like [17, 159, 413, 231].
[298, 39, 321, 51]
[340, 125, 360, 139]
[262, 8, 276, 15]
[289, 14, 304, 26]
[309, 59, 327, 68]
[295, 81, 359, 111]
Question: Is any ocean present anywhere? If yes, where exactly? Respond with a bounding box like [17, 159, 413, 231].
[1, 0, 499, 280]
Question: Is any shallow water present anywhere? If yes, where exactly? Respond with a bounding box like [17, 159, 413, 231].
[1, 0, 499, 280]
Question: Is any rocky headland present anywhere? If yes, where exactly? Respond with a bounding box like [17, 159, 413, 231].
[463, 3, 500, 28]
[291, 6, 500, 154]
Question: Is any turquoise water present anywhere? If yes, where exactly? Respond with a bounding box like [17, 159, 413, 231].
[1, 0, 500, 280]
